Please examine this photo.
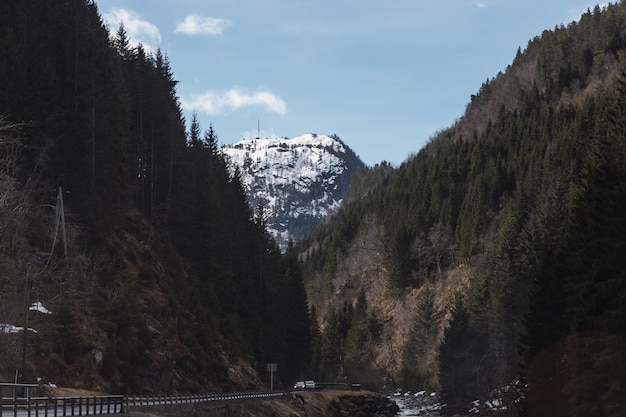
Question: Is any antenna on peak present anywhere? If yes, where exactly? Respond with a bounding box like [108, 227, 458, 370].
[256, 118, 260, 140]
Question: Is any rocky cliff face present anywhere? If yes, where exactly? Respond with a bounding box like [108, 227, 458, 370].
[221, 134, 365, 249]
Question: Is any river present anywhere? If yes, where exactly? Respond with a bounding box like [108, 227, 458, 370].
[389, 391, 444, 417]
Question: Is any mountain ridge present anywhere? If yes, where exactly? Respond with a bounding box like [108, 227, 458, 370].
[221, 133, 365, 248]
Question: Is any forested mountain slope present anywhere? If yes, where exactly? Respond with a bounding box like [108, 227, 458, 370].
[298, 4, 626, 415]
[0, 0, 310, 393]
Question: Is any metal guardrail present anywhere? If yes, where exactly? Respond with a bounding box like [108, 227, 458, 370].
[1, 383, 285, 417]
[1, 384, 123, 417]
[125, 391, 284, 407]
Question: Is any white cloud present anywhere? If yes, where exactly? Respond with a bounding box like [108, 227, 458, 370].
[175, 15, 232, 36]
[102, 8, 161, 53]
[474, 1, 487, 9]
[181, 88, 287, 116]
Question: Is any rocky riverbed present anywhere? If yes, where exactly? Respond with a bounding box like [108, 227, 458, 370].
[389, 391, 443, 416]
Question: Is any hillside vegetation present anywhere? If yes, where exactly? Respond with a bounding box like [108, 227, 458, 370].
[298, 3, 626, 416]
[0, 0, 310, 393]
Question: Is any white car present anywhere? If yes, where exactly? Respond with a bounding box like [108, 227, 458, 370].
[305, 380, 316, 389]
[293, 381, 305, 389]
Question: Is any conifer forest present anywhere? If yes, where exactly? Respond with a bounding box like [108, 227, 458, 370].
[1, 1, 625, 416]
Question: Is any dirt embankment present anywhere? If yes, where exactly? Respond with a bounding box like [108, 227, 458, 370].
[125, 391, 399, 417]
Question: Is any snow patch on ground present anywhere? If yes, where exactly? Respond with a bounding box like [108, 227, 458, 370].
[30, 302, 52, 314]
[1, 302, 52, 333]
[390, 390, 443, 416]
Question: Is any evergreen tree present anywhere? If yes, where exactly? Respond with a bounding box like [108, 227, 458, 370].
[439, 303, 475, 410]
[308, 306, 323, 377]
[401, 286, 441, 390]
[54, 303, 84, 364]
[277, 241, 312, 382]
[344, 289, 369, 372]
[320, 305, 345, 379]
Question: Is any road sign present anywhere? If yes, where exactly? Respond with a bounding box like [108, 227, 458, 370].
[266, 363, 277, 391]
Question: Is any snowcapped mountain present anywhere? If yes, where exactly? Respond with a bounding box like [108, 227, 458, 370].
[221, 133, 365, 249]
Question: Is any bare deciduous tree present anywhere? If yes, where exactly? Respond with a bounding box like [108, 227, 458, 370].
[0, 116, 29, 240]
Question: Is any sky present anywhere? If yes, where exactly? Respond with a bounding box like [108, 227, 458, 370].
[95, 0, 607, 166]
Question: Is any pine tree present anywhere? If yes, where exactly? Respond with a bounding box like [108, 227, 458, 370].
[54, 303, 84, 364]
[344, 289, 368, 373]
[320, 305, 344, 379]
[308, 306, 323, 377]
[280, 241, 312, 381]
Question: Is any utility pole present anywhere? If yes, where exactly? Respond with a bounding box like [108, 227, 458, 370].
[58, 187, 68, 265]
[21, 263, 31, 383]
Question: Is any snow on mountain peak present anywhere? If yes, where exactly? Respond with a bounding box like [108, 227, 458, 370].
[221, 133, 364, 248]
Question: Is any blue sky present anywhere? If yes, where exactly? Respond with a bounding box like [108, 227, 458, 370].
[96, 0, 606, 166]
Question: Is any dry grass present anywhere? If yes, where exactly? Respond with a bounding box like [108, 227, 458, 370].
[40, 386, 108, 398]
